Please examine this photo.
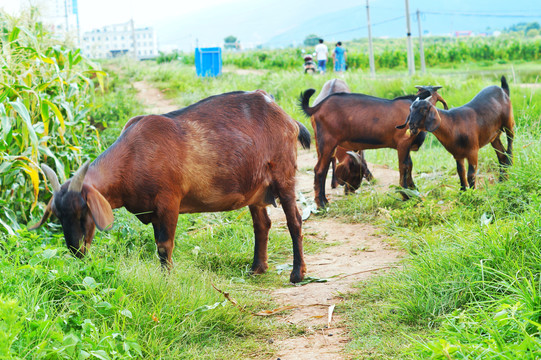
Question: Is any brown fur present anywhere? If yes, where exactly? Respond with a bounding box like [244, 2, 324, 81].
[300, 87, 447, 208]
[403, 76, 514, 190]
[32, 90, 310, 283]
[313, 79, 373, 192]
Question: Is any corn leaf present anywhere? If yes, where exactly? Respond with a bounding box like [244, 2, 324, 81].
[38, 145, 66, 182]
[8, 26, 20, 42]
[0, 218, 15, 236]
[10, 98, 38, 152]
[20, 163, 40, 210]
[42, 99, 65, 140]
[40, 100, 50, 137]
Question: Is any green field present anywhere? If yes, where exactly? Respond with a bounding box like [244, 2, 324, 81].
[2, 11, 541, 359]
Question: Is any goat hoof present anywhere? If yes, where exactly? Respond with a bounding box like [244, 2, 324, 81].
[315, 197, 329, 209]
[289, 269, 306, 284]
[250, 262, 268, 275]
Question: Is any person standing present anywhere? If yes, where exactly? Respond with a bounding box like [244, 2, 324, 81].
[315, 39, 328, 74]
[333, 41, 347, 73]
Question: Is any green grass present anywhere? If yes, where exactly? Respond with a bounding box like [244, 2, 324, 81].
[2, 206, 319, 358]
[4, 54, 541, 358]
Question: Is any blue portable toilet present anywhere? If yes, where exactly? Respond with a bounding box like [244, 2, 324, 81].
[195, 47, 222, 77]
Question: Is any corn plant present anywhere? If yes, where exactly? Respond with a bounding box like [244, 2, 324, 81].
[0, 9, 106, 234]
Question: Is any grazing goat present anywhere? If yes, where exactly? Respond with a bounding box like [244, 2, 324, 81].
[30, 90, 311, 283]
[397, 76, 514, 190]
[313, 79, 373, 193]
[300, 86, 448, 208]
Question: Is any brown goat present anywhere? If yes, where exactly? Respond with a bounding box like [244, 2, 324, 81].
[313, 79, 373, 192]
[398, 76, 514, 190]
[300, 86, 448, 208]
[30, 90, 311, 283]
[333, 148, 373, 194]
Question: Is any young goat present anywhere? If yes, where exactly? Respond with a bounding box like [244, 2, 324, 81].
[300, 86, 448, 208]
[30, 90, 311, 283]
[313, 79, 374, 192]
[397, 76, 514, 190]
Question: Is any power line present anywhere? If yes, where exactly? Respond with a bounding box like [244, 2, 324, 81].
[317, 15, 405, 40]
[421, 10, 541, 18]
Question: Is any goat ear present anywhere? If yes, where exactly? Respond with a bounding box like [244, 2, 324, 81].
[84, 186, 114, 231]
[28, 198, 54, 230]
[425, 107, 441, 132]
[396, 114, 410, 129]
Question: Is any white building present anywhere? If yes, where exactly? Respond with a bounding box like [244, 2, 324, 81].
[82, 21, 158, 60]
[15, 0, 80, 41]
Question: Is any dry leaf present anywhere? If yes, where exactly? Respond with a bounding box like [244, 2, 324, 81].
[253, 305, 297, 316]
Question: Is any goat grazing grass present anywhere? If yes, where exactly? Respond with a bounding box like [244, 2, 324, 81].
[3, 39, 541, 358]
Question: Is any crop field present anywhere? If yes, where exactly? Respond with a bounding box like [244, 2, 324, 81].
[2, 10, 541, 360]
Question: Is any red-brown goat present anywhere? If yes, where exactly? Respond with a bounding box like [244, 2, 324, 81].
[313, 79, 373, 192]
[300, 87, 448, 207]
[30, 90, 311, 283]
[398, 76, 514, 190]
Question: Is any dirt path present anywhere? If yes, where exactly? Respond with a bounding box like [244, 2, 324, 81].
[267, 150, 401, 360]
[133, 81, 402, 360]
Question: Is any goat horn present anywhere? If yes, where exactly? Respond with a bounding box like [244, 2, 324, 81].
[346, 151, 362, 165]
[68, 161, 90, 192]
[41, 164, 61, 193]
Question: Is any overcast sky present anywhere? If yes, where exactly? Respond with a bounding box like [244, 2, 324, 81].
[0, 0, 236, 31]
[1, 0, 538, 51]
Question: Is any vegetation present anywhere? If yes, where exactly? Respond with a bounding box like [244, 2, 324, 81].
[3, 8, 541, 360]
[219, 35, 541, 71]
[224, 35, 240, 50]
[0, 10, 105, 235]
[304, 34, 321, 46]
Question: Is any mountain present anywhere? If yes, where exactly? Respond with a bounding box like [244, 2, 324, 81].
[153, 0, 541, 51]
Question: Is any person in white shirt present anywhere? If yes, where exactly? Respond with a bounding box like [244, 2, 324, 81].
[315, 39, 328, 74]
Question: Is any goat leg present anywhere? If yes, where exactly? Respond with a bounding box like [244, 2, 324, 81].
[467, 154, 478, 189]
[456, 158, 468, 191]
[248, 205, 270, 275]
[491, 137, 509, 181]
[330, 156, 338, 188]
[152, 210, 179, 270]
[397, 147, 413, 199]
[313, 152, 333, 208]
[279, 193, 306, 284]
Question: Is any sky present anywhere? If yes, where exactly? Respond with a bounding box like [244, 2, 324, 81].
[1, 0, 539, 51]
[0, 0, 232, 31]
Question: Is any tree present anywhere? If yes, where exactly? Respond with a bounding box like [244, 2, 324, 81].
[304, 34, 320, 46]
[527, 29, 539, 38]
[224, 35, 239, 50]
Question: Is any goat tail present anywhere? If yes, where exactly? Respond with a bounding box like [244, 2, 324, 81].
[299, 89, 317, 117]
[296, 121, 311, 149]
[501, 75, 510, 97]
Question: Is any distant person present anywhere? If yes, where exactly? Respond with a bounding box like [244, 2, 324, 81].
[315, 39, 328, 74]
[333, 41, 347, 73]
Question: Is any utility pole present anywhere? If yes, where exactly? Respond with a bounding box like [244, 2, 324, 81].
[405, 0, 415, 75]
[366, 0, 376, 77]
[417, 10, 426, 74]
[64, 0, 69, 32]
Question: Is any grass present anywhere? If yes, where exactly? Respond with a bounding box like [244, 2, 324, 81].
[4, 57, 541, 358]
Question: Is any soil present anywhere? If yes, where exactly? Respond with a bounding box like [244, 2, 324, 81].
[133, 81, 403, 360]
